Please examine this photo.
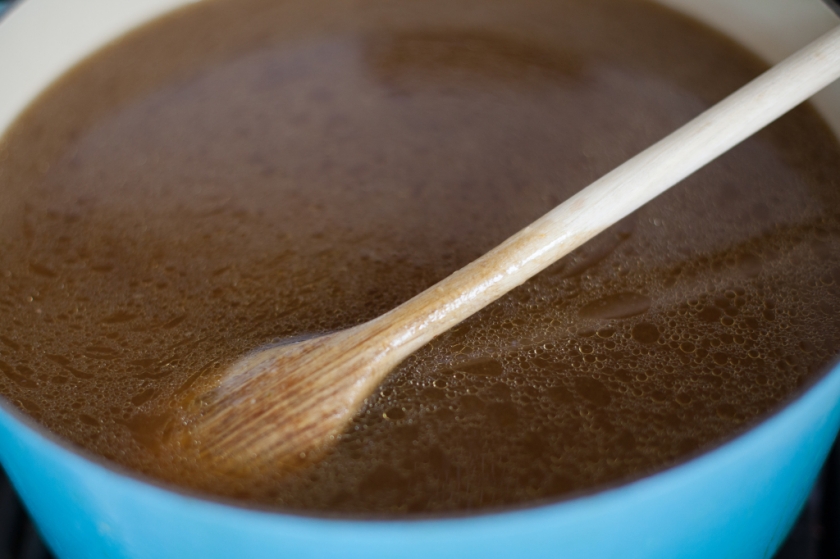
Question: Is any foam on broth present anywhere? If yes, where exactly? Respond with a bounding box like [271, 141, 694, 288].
[1, 0, 840, 515]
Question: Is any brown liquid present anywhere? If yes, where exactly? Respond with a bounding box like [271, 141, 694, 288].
[1, 0, 840, 516]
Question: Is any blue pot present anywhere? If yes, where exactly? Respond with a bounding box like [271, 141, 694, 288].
[1, 1, 840, 557]
[0, 362, 838, 559]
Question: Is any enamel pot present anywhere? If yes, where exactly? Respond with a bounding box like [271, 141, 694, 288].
[0, 0, 839, 557]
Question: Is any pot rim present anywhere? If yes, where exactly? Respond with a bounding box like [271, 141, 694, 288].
[0, 0, 839, 525]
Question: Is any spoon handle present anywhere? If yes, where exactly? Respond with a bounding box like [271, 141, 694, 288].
[368, 24, 840, 359]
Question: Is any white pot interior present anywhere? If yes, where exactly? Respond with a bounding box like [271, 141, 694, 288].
[659, 0, 840, 135]
[0, 0, 838, 142]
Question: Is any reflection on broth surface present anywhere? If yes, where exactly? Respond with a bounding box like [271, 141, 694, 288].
[1, 0, 840, 515]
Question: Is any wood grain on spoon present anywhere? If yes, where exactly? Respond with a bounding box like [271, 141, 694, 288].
[191, 25, 840, 470]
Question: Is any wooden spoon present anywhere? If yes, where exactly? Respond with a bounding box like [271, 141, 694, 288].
[188, 25, 840, 470]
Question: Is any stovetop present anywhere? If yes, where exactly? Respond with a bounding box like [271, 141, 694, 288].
[0, 470, 53, 559]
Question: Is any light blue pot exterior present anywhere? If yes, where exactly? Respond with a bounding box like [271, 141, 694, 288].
[0, 0, 838, 556]
[0, 361, 837, 559]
